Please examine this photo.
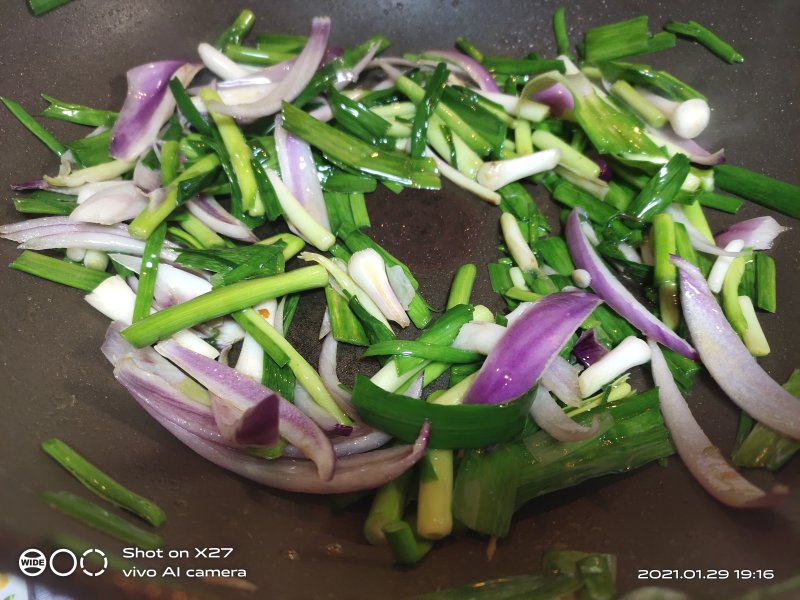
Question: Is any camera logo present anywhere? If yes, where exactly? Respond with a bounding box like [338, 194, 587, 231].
[19, 548, 107, 577]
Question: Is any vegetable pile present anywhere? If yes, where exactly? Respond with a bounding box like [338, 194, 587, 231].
[3, 6, 800, 572]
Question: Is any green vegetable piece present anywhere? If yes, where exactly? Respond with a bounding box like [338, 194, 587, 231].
[755, 253, 776, 313]
[131, 223, 167, 323]
[664, 20, 744, 64]
[42, 491, 164, 549]
[714, 164, 800, 220]
[626, 154, 690, 222]
[11, 250, 110, 291]
[2, 97, 66, 156]
[13, 190, 77, 216]
[42, 439, 166, 527]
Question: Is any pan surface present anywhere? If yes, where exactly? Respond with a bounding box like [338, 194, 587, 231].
[0, 1, 798, 598]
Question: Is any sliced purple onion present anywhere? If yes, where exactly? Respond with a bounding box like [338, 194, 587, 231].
[0, 215, 72, 235]
[646, 126, 725, 166]
[69, 183, 148, 225]
[673, 256, 800, 440]
[464, 292, 602, 405]
[318, 334, 357, 419]
[565, 209, 697, 359]
[333, 41, 381, 90]
[197, 42, 250, 80]
[715, 216, 789, 251]
[155, 340, 335, 479]
[111, 61, 201, 161]
[274, 117, 331, 231]
[17, 230, 178, 261]
[531, 83, 574, 118]
[572, 329, 609, 367]
[186, 195, 258, 242]
[292, 382, 351, 435]
[109, 253, 212, 307]
[648, 339, 786, 507]
[133, 157, 162, 192]
[530, 386, 601, 442]
[540, 355, 582, 408]
[11, 179, 48, 191]
[209, 390, 278, 448]
[150, 415, 429, 494]
[425, 49, 500, 92]
[1, 221, 125, 243]
[207, 17, 330, 120]
[282, 427, 392, 459]
[594, 157, 613, 182]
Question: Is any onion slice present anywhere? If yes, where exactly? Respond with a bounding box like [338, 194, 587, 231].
[572, 329, 608, 367]
[424, 49, 500, 92]
[464, 291, 602, 405]
[186, 195, 258, 242]
[530, 386, 601, 443]
[207, 17, 330, 120]
[155, 341, 335, 479]
[111, 61, 201, 160]
[648, 339, 786, 507]
[715, 216, 789, 251]
[673, 256, 800, 440]
[565, 209, 698, 360]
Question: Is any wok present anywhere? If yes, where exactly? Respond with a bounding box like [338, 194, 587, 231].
[0, 1, 798, 598]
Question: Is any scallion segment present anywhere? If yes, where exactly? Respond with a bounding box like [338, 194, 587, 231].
[664, 20, 744, 64]
[121, 266, 329, 348]
[714, 164, 800, 220]
[41, 491, 164, 549]
[755, 253, 776, 313]
[40, 95, 117, 127]
[13, 190, 77, 216]
[41, 439, 166, 527]
[131, 223, 167, 323]
[2, 97, 66, 156]
[11, 251, 110, 291]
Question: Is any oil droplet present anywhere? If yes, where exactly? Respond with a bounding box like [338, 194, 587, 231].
[286, 549, 300, 560]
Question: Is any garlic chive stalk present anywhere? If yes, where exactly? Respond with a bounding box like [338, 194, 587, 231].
[637, 88, 711, 139]
[267, 169, 335, 251]
[348, 248, 410, 328]
[578, 336, 652, 398]
[477, 148, 561, 191]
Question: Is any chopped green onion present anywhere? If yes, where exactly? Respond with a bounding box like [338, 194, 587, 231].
[609, 79, 667, 128]
[714, 164, 800, 220]
[40, 94, 116, 127]
[455, 36, 484, 63]
[28, 0, 73, 16]
[42, 438, 166, 527]
[363, 341, 481, 363]
[42, 491, 164, 549]
[694, 190, 744, 214]
[167, 79, 212, 136]
[410, 63, 449, 158]
[673, 222, 700, 268]
[327, 89, 392, 142]
[281, 101, 440, 189]
[446, 264, 477, 309]
[224, 44, 294, 66]
[364, 469, 413, 545]
[2, 97, 66, 156]
[11, 251, 110, 291]
[213, 9, 256, 50]
[722, 256, 748, 335]
[584, 15, 651, 63]
[131, 223, 167, 323]
[732, 370, 800, 471]
[652, 213, 679, 330]
[483, 57, 566, 76]
[121, 266, 328, 348]
[256, 33, 307, 53]
[325, 287, 369, 346]
[231, 309, 290, 367]
[755, 252, 776, 313]
[13, 190, 77, 215]
[382, 520, 433, 565]
[553, 6, 571, 56]
[626, 154, 690, 222]
[352, 375, 533, 449]
[664, 20, 744, 64]
[597, 61, 705, 101]
[201, 89, 263, 217]
[531, 130, 599, 179]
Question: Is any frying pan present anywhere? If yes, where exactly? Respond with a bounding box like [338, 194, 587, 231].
[1, 1, 798, 598]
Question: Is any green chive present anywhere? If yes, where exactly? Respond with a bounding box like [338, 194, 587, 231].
[167, 79, 212, 136]
[2, 97, 66, 156]
[664, 20, 744, 64]
[28, 0, 72, 16]
[131, 224, 167, 323]
[652, 213, 679, 330]
[482, 57, 566, 76]
[42, 439, 166, 527]
[121, 266, 328, 348]
[352, 375, 533, 449]
[446, 264, 477, 309]
[11, 251, 110, 291]
[584, 15, 651, 63]
[40, 94, 116, 127]
[714, 164, 800, 220]
[256, 33, 307, 53]
[695, 190, 744, 214]
[673, 222, 700, 268]
[213, 9, 256, 50]
[755, 253, 776, 313]
[224, 44, 294, 66]
[328, 88, 392, 142]
[281, 101, 439, 189]
[597, 61, 705, 101]
[42, 491, 164, 549]
[626, 154, 690, 222]
[553, 6, 571, 56]
[13, 190, 77, 215]
[231, 309, 290, 367]
[325, 287, 369, 346]
[609, 79, 667, 128]
[363, 341, 481, 364]
[364, 470, 413, 545]
[455, 36, 484, 63]
[410, 63, 449, 158]
[382, 520, 433, 565]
